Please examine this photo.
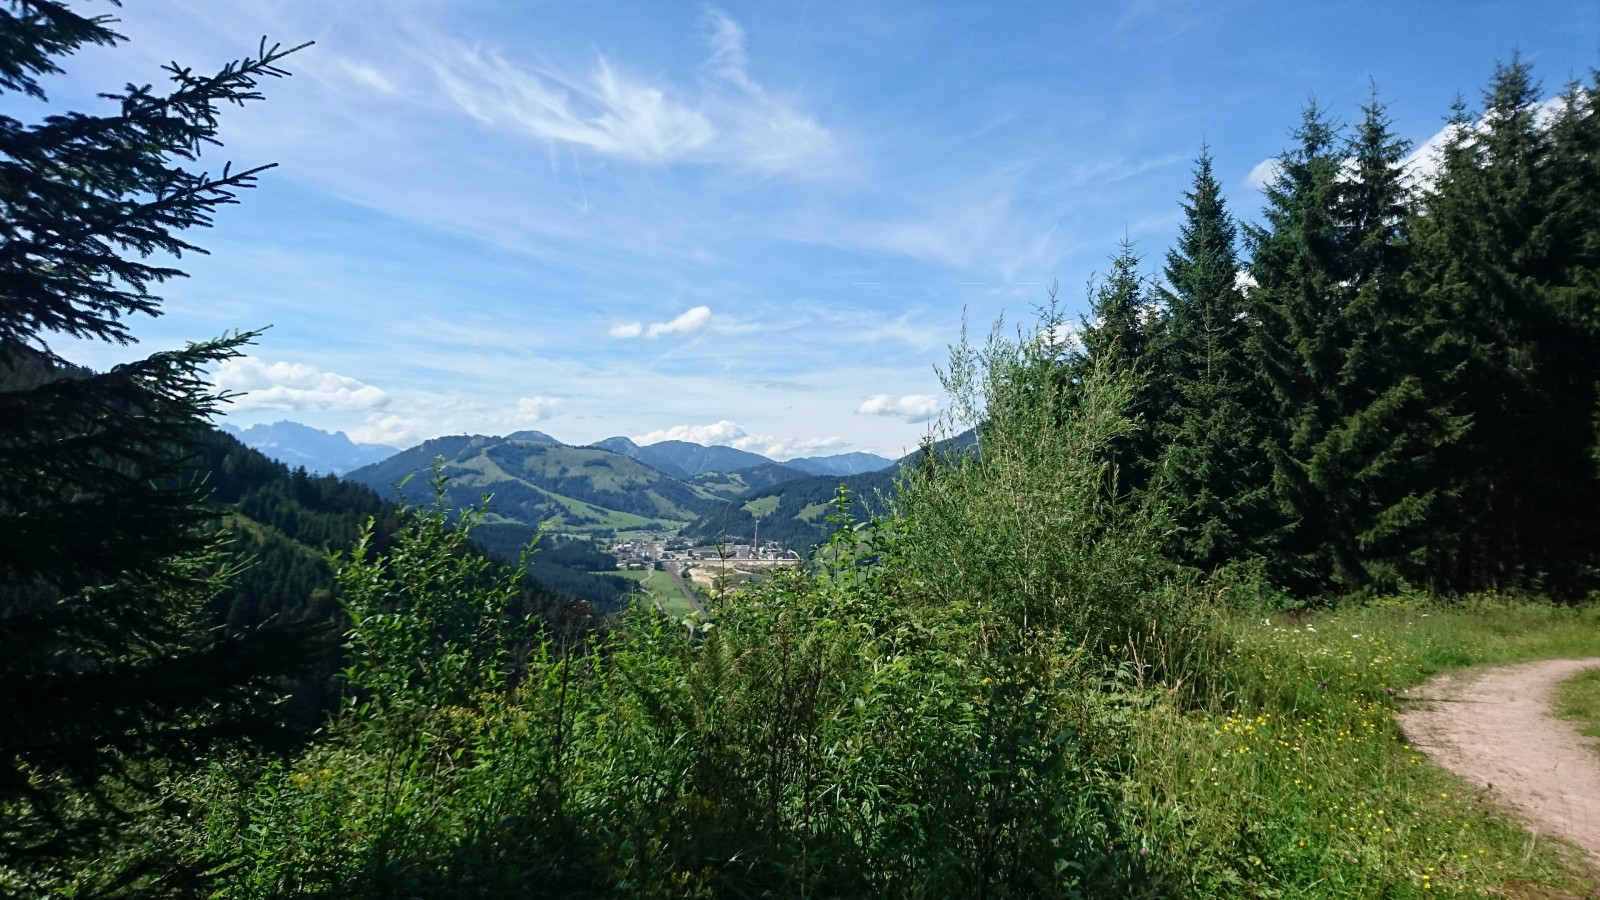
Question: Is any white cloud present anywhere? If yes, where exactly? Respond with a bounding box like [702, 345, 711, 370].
[699, 8, 836, 173]
[1036, 321, 1081, 351]
[856, 394, 939, 423]
[430, 10, 833, 174]
[346, 394, 537, 447]
[1401, 97, 1564, 187]
[1244, 157, 1281, 189]
[609, 306, 713, 340]
[630, 419, 847, 460]
[759, 435, 848, 459]
[647, 305, 712, 338]
[338, 58, 398, 95]
[634, 419, 750, 446]
[214, 358, 390, 411]
[517, 395, 562, 422]
[703, 9, 753, 89]
[436, 49, 714, 164]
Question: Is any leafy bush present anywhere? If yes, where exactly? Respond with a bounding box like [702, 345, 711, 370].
[891, 313, 1215, 686]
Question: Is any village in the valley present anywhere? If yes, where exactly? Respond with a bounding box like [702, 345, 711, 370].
[608, 531, 802, 614]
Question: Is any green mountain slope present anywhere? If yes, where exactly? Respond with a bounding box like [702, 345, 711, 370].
[346, 433, 720, 533]
[194, 430, 628, 725]
[684, 430, 976, 552]
[688, 462, 812, 500]
[688, 469, 900, 551]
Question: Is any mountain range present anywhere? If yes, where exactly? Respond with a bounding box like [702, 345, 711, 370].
[228, 421, 896, 483]
[228, 420, 905, 551]
[220, 420, 399, 475]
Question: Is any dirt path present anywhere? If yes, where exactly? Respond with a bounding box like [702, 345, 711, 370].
[1398, 657, 1600, 867]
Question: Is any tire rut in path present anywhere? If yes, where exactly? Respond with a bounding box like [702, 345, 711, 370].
[1397, 657, 1600, 868]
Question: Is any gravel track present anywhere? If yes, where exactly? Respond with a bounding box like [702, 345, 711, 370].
[1397, 657, 1600, 868]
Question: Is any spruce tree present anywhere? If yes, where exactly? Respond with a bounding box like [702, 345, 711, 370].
[1410, 57, 1600, 596]
[0, 0, 310, 876]
[1074, 240, 1161, 498]
[1242, 100, 1347, 592]
[1315, 90, 1466, 595]
[1244, 92, 1470, 597]
[1154, 149, 1281, 571]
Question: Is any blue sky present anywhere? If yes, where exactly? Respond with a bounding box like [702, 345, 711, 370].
[43, 0, 1600, 457]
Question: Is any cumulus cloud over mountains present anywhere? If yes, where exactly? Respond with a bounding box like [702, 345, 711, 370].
[215, 358, 390, 411]
[632, 419, 848, 460]
[856, 394, 938, 423]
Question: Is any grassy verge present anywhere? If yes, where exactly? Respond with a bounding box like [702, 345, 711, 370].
[1130, 596, 1600, 898]
[1553, 666, 1600, 758]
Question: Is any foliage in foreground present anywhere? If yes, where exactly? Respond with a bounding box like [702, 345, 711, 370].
[0, 3, 316, 887]
[181, 330, 1186, 898]
[36, 319, 1580, 899]
[162, 525, 1600, 899]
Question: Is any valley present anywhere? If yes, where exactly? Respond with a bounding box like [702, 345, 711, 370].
[230, 421, 903, 556]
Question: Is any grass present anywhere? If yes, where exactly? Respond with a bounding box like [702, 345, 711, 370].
[1553, 666, 1600, 759]
[1127, 596, 1600, 898]
[613, 567, 698, 618]
[741, 495, 780, 518]
[795, 501, 829, 522]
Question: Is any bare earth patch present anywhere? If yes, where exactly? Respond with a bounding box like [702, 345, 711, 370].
[1399, 658, 1600, 869]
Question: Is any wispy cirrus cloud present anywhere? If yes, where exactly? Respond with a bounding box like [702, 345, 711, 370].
[431, 8, 834, 174]
[436, 51, 715, 163]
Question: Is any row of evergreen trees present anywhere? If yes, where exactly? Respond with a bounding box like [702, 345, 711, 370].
[1068, 59, 1600, 600]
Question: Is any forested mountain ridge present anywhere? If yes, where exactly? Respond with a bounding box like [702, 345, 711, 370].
[589, 436, 777, 479]
[169, 427, 626, 723]
[346, 431, 724, 532]
[686, 467, 899, 550]
[684, 433, 974, 550]
[344, 428, 895, 539]
[688, 461, 815, 500]
[783, 451, 896, 476]
[0, 346, 621, 724]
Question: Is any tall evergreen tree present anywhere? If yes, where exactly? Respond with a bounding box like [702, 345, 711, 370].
[1154, 149, 1281, 571]
[1544, 73, 1600, 485]
[1315, 90, 1467, 595]
[1409, 57, 1600, 596]
[1245, 91, 1470, 597]
[0, 0, 309, 876]
[1074, 240, 1161, 498]
[1242, 100, 1348, 592]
